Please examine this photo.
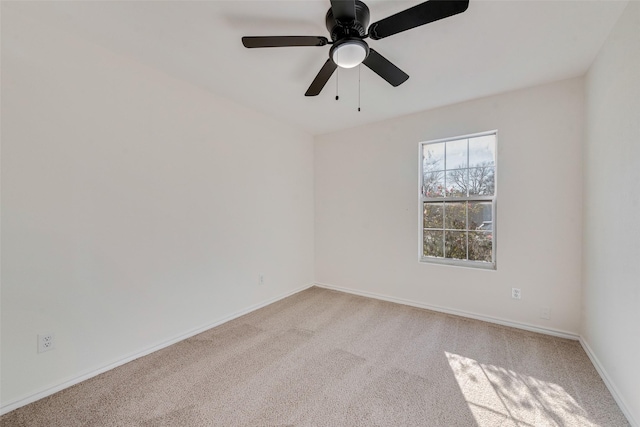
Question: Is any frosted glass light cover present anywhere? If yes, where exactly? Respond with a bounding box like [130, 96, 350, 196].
[332, 43, 367, 68]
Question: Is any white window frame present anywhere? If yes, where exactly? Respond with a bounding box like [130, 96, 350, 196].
[418, 130, 497, 270]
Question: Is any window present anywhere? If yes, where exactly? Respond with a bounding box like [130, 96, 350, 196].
[419, 131, 497, 269]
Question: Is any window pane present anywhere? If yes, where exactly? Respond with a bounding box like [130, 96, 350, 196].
[445, 231, 467, 259]
[446, 138, 467, 170]
[423, 171, 445, 198]
[444, 202, 466, 230]
[468, 166, 495, 196]
[423, 143, 444, 172]
[423, 202, 443, 229]
[423, 230, 444, 257]
[469, 202, 492, 230]
[469, 135, 496, 168]
[446, 169, 467, 197]
[469, 231, 492, 262]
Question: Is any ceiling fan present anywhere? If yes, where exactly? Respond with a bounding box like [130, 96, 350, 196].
[242, 0, 469, 96]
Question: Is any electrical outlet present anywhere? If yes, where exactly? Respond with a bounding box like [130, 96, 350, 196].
[540, 307, 551, 319]
[511, 288, 521, 300]
[258, 274, 264, 285]
[38, 333, 55, 353]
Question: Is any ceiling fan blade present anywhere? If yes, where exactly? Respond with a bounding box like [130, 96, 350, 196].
[330, 0, 356, 22]
[305, 59, 338, 96]
[242, 36, 329, 48]
[362, 49, 409, 87]
[368, 0, 469, 40]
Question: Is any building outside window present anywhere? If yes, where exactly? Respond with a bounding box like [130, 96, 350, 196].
[419, 131, 497, 269]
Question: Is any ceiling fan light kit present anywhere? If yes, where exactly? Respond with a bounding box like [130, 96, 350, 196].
[242, 0, 469, 96]
[331, 38, 369, 68]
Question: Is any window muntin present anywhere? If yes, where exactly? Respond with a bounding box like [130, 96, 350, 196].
[420, 132, 497, 268]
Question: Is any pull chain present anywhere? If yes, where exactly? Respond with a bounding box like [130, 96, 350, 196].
[335, 51, 339, 101]
[358, 64, 361, 112]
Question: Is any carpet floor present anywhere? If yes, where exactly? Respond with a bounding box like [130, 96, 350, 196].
[1, 286, 630, 426]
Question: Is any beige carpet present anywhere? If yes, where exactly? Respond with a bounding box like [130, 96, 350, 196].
[1, 287, 630, 426]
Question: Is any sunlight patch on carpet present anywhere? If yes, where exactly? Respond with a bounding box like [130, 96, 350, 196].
[445, 351, 597, 427]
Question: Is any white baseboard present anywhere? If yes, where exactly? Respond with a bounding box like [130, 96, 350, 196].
[580, 338, 638, 427]
[314, 282, 580, 340]
[0, 283, 314, 416]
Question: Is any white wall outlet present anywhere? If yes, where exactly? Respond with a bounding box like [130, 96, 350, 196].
[540, 306, 551, 319]
[511, 288, 522, 299]
[38, 333, 55, 353]
[258, 274, 264, 285]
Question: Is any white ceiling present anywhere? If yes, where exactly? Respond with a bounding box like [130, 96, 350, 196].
[6, 0, 628, 135]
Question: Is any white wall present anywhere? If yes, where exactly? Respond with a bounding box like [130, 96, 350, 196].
[0, 8, 314, 407]
[315, 78, 584, 335]
[583, 1, 640, 424]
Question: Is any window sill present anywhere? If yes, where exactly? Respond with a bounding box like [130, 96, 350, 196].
[419, 256, 496, 270]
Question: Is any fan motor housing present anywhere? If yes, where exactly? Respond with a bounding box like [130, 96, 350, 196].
[325, 0, 370, 41]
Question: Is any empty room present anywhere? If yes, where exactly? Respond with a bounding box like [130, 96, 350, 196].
[1, 0, 638, 425]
